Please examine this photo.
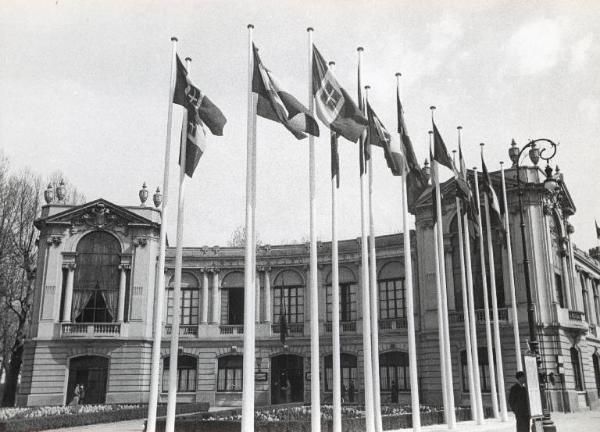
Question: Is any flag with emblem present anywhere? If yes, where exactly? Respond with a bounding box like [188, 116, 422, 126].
[312, 46, 367, 143]
[366, 102, 405, 176]
[252, 44, 319, 139]
[173, 55, 227, 136]
[178, 112, 205, 178]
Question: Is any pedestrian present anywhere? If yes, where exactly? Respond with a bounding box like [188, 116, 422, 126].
[341, 382, 346, 404]
[508, 371, 530, 432]
[391, 380, 399, 403]
[348, 379, 355, 403]
[69, 384, 81, 406]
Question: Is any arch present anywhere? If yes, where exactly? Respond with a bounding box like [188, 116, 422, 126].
[162, 354, 198, 393]
[592, 351, 600, 397]
[217, 355, 243, 392]
[379, 351, 410, 392]
[221, 271, 244, 288]
[273, 269, 304, 286]
[378, 261, 403, 280]
[167, 272, 200, 288]
[66, 355, 109, 405]
[325, 266, 357, 284]
[570, 346, 584, 391]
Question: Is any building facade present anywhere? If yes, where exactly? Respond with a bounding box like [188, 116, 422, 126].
[17, 166, 600, 412]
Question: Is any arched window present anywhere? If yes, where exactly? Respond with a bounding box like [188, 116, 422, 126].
[593, 352, 600, 397]
[379, 351, 410, 391]
[166, 272, 200, 326]
[73, 232, 121, 323]
[450, 212, 505, 312]
[571, 347, 583, 391]
[549, 212, 567, 308]
[324, 353, 357, 392]
[162, 355, 197, 393]
[377, 262, 405, 323]
[325, 267, 357, 323]
[220, 271, 244, 325]
[273, 270, 304, 325]
[461, 347, 496, 393]
[217, 355, 243, 392]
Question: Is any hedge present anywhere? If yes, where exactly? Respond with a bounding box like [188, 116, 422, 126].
[0, 403, 208, 432]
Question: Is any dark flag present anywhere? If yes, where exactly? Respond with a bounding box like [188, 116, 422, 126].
[432, 121, 455, 172]
[179, 113, 205, 178]
[252, 44, 319, 139]
[366, 102, 404, 175]
[397, 90, 428, 212]
[331, 132, 340, 188]
[312, 45, 367, 143]
[596, 220, 600, 239]
[173, 55, 227, 136]
[481, 156, 504, 230]
[279, 291, 288, 345]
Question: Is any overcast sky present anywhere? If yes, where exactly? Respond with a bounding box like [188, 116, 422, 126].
[1, 0, 599, 252]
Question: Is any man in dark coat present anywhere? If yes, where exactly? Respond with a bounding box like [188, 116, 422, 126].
[508, 371, 530, 432]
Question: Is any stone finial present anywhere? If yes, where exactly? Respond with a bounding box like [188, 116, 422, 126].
[56, 180, 66, 202]
[44, 184, 54, 204]
[139, 183, 148, 206]
[153, 187, 162, 208]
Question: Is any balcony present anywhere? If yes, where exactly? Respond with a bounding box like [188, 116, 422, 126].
[271, 323, 304, 336]
[164, 325, 198, 337]
[448, 308, 510, 326]
[554, 306, 588, 332]
[219, 325, 244, 335]
[324, 321, 357, 333]
[379, 318, 407, 331]
[61, 323, 122, 337]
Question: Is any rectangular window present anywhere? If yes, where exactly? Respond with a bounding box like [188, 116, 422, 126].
[326, 283, 358, 322]
[594, 283, 600, 324]
[462, 348, 495, 393]
[273, 286, 304, 324]
[555, 274, 565, 308]
[217, 367, 243, 391]
[161, 358, 197, 392]
[166, 289, 199, 325]
[378, 278, 406, 320]
[380, 364, 410, 391]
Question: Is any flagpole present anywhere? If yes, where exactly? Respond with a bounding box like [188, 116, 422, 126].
[500, 161, 522, 371]
[241, 24, 257, 432]
[396, 72, 420, 432]
[165, 56, 191, 432]
[430, 107, 456, 429]
[473, 164, 499, 419]
[365, 85, 383, 432]
[357, 46, 375, 432]
[307, 27, 321, 432]
[146, 36, 177, 432]
[329, 61, 342, 432]
[480, 145, 508, 422]
[429, 128, 449, 424]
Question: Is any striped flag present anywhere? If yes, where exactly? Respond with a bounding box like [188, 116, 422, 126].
[252, 44, 319, 139]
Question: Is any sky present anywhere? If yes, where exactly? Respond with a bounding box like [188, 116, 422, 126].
[1, 0, 599, 251]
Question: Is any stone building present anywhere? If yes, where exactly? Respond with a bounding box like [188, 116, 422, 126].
[16, 165, 600, 412]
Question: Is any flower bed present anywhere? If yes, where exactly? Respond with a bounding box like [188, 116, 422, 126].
[0, 402, 208, 432]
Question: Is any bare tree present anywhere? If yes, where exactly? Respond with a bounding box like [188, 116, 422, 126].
[227, 225, 262, 247]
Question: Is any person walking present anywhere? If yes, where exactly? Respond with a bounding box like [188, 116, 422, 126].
[508, 371, 530, 432]
[391, 380, 399, 403]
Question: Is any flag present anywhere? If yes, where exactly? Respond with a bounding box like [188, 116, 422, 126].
[397, 90, 428, 212]
[456, 144, 475, 220]
[481, 156, 504, 230]
[252, 45, 319, 139]
[432, 121, 454, 171]
[179, 113, 205, 178]
[596, 220, 600, 239]
[331, 132, 340, 188]
[358, 58, 369, 174]
[173, 55, 227, 136]
[367, 102, 405, 176]
[279, 291, 288, 345]
[312, 46, 367, 143]
[430, 146, 438, 226]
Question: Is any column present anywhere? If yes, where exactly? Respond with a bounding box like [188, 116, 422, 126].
[62, 263, 76, 323]
[561, 251, 572, 309]
[201, 269, 209, 324]
[264, 267, 271, 323]
[256, 268, 261, 323]
[211, 269, 220, 324]
[117, 264, 129, 322]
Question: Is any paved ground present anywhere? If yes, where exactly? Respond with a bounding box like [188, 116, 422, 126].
[41, 409, 600, 431]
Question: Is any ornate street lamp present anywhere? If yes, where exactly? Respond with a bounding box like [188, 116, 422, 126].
[508, 138, 559, 432]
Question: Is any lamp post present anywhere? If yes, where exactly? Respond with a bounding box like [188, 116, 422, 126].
[508, 138, 559, 432]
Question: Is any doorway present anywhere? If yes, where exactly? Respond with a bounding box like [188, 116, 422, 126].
[66, 355, 109, 405]
[271, 354, 304, 405]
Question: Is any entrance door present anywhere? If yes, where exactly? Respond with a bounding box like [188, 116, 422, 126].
[67, 356, 109, 404]
[271, 354, 304, 405]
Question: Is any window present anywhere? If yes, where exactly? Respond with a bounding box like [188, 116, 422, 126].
[571, 347, 583, 391]
[273, 271, 304, 324]
[73, 232, 121, 323]
[379, 351, 410, 391]
[581, 274, 590, 321]
[324, 354, 357, 392]
[593, 353, 600, 397]
[220, 272, 244, 325]
[555, 273, 565, 308]
[379, 279, 405, 320]
[166, 273, 200, 325]
[325, 267, 357, 322]
[461, 347, 496, 393]
[594, 282, 600, 324]
[217, 356, 243, 392]
[162, 355, 197, 392]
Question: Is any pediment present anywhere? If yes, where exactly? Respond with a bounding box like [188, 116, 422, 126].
[35, 198, 157, 231]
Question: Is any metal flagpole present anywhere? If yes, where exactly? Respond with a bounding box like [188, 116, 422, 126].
[500, 161, 522, 372]
[480, 145, 508, 422]
[364, 85, 383, 432]
[328, 61, 342, 432]
[453, 145, 476, 423]
[430, 107, 455, 429]
[396, 72, 420, 431]
[165, 56, 191, 432]
[307, 27, 321, 432]
[473, 164, 499, 419]
[146, 36, 177, 432]
[357, 46, 375, 432]
[241, 24, 257, 432]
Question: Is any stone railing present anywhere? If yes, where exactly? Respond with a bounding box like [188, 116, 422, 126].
[164, 325, 198, 337]
[379, 317, 407, 331]
[219, 325, 244, 335]
[271, 323, 304, 336]
[449, 308, 510, 325]
[568, 310, 584, 322]
[324, 321, 357, 333]
[61, 323, 121, 337]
